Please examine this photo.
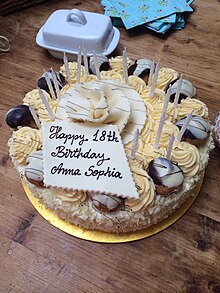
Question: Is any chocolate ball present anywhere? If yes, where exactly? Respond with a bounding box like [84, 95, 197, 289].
[90, 192, 124, 213]
[88, 54, 110, 75]
[148, 157, 184, 195]
[128, 59, 153, 82]
[169, 79, 196, 103]
[175, 116, 211, 145]
[5, 105, 35, 129]
[37, 69, 66, 97]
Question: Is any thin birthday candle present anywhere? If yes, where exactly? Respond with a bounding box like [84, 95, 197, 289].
[83, 44, 89, 76]
[176, 111, 194, 143]
[44, 70, 56, 100]
[150, 59, 160, 98]
[63, 52, 71, 85]
[130, 129, 140, 160]
[173, 74, 183, 107]
[148, 60, 155, 86]
[29, 106, 41, 129]
[123, 47, 129, 84]
[77, 46, 82, 84]
[51, 69, 61, 101]
[38, 88, 55, 121]
[162, 86, 171, 113]
[93, 51, 100, 80]
[154, 85, 170, 149]
[154, 112, 166, 149]
[166, 133, 175, 160]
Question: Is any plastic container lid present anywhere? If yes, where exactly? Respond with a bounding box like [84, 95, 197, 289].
[36, 9, 120, 58]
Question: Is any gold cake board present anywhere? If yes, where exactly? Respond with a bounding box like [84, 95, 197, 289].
[22, 173, 204, 243]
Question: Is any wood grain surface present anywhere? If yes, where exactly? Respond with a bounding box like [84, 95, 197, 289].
[0, 1, 220, 292]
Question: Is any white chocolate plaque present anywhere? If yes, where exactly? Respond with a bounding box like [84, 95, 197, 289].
[42, 120, 139, 199]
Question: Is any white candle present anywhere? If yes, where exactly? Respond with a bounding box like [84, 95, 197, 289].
[173, 74, 183, 107]
[63, 52, 71, 85]
[82, 44, 89, 76]
[148, 60, 155, 86]
[77, 46, 82, 84]
[176, 111, 194, 143]
[93, 51, 100, 80]
[51, 69, 61, 101]
[44, 70, 56, 100]
[162, 85, 171, 113]
[166, 133, 175, 160]
[29, 106, 41, 129]
[130, 129, 140, 160]
[154, 112, 166, 149]
[150, 59, 160, 98]
[38, 88, 55, 121]
[123, 48, 129, 84]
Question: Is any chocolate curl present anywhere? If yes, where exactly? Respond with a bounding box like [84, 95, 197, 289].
[44, 70, 56, 100]
[166, 133, 175, 160]
[149, 59, 160, 98]
[77, 46, 82, 84]
[38, 88, 55, 121]
[63, 52, 71, 85]
[173, 74, 183, 107]
[176, 111, 194, 143]
[122, 47, 129, 84]
[130, 129, 140, 160]
[29, 106, 41, 129]
[93, 51, 100, 80]
[51, 69, 61, 101]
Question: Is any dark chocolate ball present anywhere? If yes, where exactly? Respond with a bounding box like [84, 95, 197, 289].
[5, 105, 35, 129]
[128, 59, 153, 82]
[37, 69, 66, 96]
[88, 55, 110, 75]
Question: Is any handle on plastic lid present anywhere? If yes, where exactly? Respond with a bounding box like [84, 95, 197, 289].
[66, 9, 87, 25]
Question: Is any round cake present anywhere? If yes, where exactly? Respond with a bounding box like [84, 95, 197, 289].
[6, 55, 214, 233]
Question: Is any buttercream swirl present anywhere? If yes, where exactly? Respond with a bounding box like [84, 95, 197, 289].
[37, 100, 58, 122]
[151, 102, 179, 123]
[126, 150, 148, 170]
[100, 70, 123, 81]
[170, 141, 200, 177]
[140, 114, 154, 144]
[80, 75, 97, 83]
[178, 98, 209, 119]
[60, 62, 85, 83]
[156, 67, 179, 91]
[125, 138, 144, 159]
[125, 168, 155, 212]
[141, 88, 166, 106]
[109, 56, 134, 75]
[23, 89, 51, 111]
[128, 76, 147, 94]
[151, 121, 179, 148]
[9, 127, 42, 164]
[142, 143, 166, 163]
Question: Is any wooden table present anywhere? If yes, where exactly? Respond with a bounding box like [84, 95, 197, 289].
[0, 1, 220, 292]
